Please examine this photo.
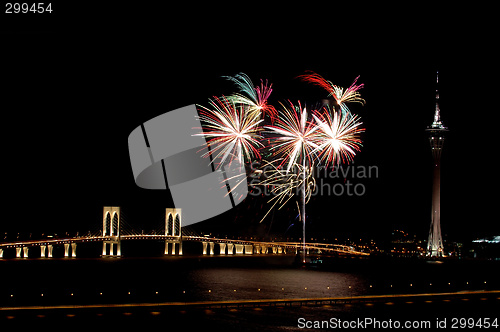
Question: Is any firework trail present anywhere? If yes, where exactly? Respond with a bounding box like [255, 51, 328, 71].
[253, 160, 316, 223]
[297, 71, 365, 113]
[194, 96, 264, 169]
[223, 72, 278, 122]
[312, 106, 365, 168]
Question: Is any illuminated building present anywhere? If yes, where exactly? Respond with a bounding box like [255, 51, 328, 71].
[426, 72, 448, 257]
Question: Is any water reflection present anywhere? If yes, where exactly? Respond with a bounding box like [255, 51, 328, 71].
[190, 268, 367, 301]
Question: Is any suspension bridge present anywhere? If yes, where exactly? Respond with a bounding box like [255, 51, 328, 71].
[0, 207, 369, 258]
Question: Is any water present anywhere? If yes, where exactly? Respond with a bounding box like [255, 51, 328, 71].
[0, 256, 368, 305]
[1, 256, 499, 330]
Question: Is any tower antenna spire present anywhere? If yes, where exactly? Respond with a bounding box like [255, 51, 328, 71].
[430, 71, 446, 130]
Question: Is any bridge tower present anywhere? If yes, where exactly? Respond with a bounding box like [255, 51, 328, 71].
[102, 206, 121, 257]
[165, 208, 182, 255]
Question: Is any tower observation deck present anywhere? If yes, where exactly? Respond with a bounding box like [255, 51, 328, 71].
[425, 71, 448, 257]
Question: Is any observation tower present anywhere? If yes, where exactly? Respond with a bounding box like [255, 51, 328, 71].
[426, 71, 448, 257]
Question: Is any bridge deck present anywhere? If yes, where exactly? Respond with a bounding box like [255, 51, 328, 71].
[0, 236, 368, 255]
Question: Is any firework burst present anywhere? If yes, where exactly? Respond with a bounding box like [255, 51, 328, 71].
[265, 101, 320, 172]
[297, 71, 365, 111]
[194, 96, 264, 168]
[312, 106, 365, 168]
[223, 72, 278, 122]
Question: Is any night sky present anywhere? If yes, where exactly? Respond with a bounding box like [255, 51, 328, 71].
[2, 6, 497, 243]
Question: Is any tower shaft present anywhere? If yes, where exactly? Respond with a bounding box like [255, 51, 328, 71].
[428, 137, 444, 256]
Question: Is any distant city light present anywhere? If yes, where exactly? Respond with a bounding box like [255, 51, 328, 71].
[472, 236, 500, 244]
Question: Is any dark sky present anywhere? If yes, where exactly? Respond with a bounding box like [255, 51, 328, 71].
[2, 6, 497, 242]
